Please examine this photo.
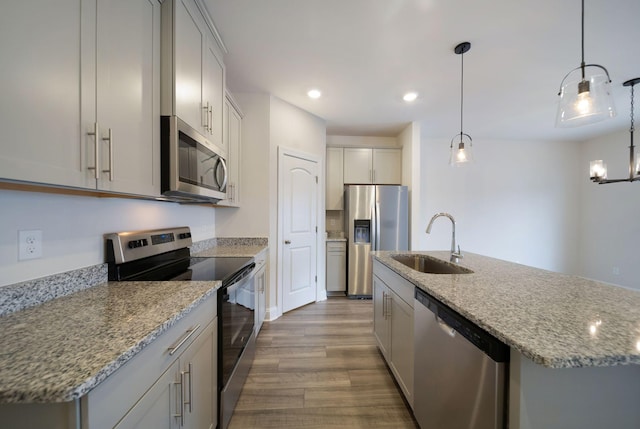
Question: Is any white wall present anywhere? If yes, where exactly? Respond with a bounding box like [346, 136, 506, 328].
[578, 129, 640, 290]
[0, 190, 215, 287]
[270, 96, 327, 315]
[215, 93, 326, 319]
[418, 134, 581, 275]
[215, 93, 271, 237]
[399, 122, 422, 250]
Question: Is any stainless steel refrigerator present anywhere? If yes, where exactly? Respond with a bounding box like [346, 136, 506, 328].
[344, 185, 408, 297]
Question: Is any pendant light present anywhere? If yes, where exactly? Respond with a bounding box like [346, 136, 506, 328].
[450, 42, 473, 166]
[556, 0, 615, 127]
[590, 78, 640, 184]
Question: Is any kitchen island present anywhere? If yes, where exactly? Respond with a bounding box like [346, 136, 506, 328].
[372, 251, 640, 429]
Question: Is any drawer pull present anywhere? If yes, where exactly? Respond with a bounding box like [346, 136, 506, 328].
[168, 324, 201, 356]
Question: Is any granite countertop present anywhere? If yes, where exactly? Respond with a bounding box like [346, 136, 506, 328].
[194, 244, 268, 258]
[0, 279, 220, 403]
[0, 240, 268, 404]
[371, 250, 640, 369]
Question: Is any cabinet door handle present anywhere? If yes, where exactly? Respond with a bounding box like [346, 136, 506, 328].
[101, 128, 113, 181]
[168, 324, 201, 356]
[203, 103, 209, 130]
[87, 122, 100, 179]
[184, 362, 193, 413]
[209, 105, 213, 134]
[382, 291, 386, 319]
[386, 294, 392, 319]
[173, 375, 184, 426]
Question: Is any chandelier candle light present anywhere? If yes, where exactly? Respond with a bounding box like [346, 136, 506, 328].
[556, 0, 615, 127]
[590, 78, 640, 184]
[450, 42, 473, 166]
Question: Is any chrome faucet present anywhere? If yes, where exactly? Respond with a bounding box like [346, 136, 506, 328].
[426, 212, 463, 263]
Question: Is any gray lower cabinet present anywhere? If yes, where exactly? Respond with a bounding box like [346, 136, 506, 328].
[326, 241, 346, 294]
[114, 321, 216, 429]
[84, 296, 217, 429]
[372, 260, 414, 408]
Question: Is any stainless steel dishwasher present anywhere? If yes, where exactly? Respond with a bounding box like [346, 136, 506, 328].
[414, 288, 509, 429]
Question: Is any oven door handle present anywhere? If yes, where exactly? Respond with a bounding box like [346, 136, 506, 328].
[168, 324, 201, 356]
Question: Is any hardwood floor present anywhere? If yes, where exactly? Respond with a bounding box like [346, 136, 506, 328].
[228, 297, 418, 428]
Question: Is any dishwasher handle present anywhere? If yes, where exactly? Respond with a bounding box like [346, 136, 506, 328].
[415, 288, 509, 363]
[436, 316, 456, 337]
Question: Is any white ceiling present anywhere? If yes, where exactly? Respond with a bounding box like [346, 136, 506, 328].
[204, 0, 640, 142]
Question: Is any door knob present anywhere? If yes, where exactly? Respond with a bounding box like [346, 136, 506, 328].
[284, 240, 291, 244]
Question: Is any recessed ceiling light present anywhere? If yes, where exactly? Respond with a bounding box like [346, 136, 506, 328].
[307, 89, 322, 99]
[403, 92, 418, 102]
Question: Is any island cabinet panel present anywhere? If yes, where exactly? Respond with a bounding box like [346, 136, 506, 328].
[372, 260, 414, 408]
[0, 0, 161, 196]
[509, 350, 640, 429]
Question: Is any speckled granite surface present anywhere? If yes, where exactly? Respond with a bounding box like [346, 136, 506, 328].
[0, 238, 268, 404]
[190, 237, 267, 255]
[0, 264, 107, 317]
[372, 251, 640, 369]
[193, 242, 268, 258]
[0, 279, 220, 403]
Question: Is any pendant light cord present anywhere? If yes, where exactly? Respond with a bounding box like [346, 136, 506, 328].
[460, 50, 464, 139]
[580, 0, 586, 80]
[631, 84, 635, 135]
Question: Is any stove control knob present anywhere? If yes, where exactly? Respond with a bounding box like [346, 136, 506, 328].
[178, 232, 191, 240]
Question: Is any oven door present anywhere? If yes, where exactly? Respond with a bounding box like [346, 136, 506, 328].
[161, 115, 227, 202]
[219, 273, 255, 389]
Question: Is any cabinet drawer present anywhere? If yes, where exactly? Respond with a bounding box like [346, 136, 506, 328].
[327, 241, 346, 253]
[373, 261, 414, 308]
[83, 293, 216, 428]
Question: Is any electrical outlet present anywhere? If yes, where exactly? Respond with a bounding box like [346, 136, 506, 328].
[18, 230, 43, 260]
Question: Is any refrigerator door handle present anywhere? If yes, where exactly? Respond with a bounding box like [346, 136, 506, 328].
[375, 201, 381, 251]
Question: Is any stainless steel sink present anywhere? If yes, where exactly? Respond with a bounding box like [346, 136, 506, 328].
[391, 254, 474, 274]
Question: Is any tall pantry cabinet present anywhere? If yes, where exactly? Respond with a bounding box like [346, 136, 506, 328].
[0, 0, 161, 196]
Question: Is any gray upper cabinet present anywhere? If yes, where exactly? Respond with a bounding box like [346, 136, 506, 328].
[162, 0, 226, 154]
[0, 0, 161, 196]
[343, 148, 402, 185]
[0, 0, 91, 189]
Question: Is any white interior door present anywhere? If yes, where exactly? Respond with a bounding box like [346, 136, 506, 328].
[280, 151, 318, 313]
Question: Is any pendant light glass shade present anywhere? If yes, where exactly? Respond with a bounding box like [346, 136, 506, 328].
[555, 0, 615, 127]
[556, 68, 615, 127]
[449, 134, 473, 166]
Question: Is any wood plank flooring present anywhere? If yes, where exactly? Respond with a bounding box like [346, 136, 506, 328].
[228, 297, 418, 429]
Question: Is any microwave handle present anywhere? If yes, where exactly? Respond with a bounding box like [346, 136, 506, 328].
[215, 157, 228, 191]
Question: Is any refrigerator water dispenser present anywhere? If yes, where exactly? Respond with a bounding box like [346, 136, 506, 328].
[354, 220, 371, 244]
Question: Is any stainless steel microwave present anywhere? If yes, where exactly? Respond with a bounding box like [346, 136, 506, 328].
[161, 116, 227, 203]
